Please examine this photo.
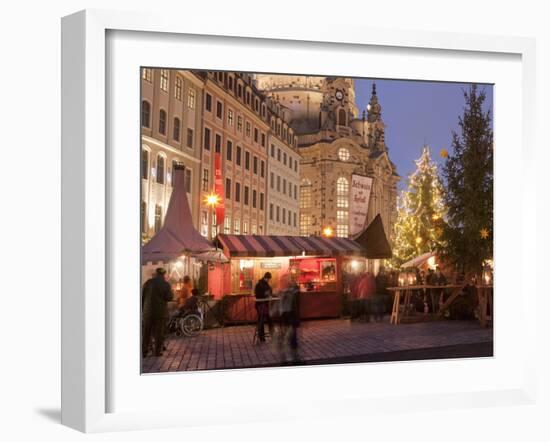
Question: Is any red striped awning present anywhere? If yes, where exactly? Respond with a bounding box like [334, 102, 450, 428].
[216, 234, 366, 258]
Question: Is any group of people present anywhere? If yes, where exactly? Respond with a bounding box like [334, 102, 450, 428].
[411, 266, 448, 313]
[141, 270, 199, 358]
[254, 272, 301, 364]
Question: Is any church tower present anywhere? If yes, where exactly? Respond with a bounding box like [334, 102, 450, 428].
[318, 77, 360, 133]
[366, 83, 387, 151]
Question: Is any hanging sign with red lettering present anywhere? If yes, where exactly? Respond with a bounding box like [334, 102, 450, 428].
[214, 153, 224, 226]
[350, 174, 373, 237]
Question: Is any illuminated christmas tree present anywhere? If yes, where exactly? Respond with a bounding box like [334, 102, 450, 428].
[391, 146, 446, 267]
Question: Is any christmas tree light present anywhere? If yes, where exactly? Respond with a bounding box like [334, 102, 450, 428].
[391, 146, 446, 267]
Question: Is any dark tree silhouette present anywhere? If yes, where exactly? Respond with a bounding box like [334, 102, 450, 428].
[440, 85, 493, 275]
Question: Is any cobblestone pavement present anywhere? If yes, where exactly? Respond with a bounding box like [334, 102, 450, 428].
[142, 318, 493, 373]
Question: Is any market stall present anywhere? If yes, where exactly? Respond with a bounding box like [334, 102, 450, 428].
[209, 234, 368, 320]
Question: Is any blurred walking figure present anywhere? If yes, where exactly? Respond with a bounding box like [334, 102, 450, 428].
[142, 267, 174, 357]
[254, 272, 273, 342]
[277, 275, 301, 364]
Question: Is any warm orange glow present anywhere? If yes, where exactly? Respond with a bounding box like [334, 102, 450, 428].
[204, 192, 221, 208]
[415, 236, 422, 244]
[322, 226, 334, 237]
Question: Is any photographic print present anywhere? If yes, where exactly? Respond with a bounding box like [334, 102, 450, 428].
[140, 69, 493, 373]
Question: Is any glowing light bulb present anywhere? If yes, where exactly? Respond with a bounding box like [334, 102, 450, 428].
[204, 192, 221, 208]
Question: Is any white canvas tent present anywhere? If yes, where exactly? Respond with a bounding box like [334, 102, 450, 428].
[400, 251, 436, 269]
[141, 165, 215, 263]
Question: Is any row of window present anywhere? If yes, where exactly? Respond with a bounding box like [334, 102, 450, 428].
[204, 97, 267, 148]
[220, 177, 265, 210]
[142, 69, 196, 107]
[141, 149, 192, 191]
[209, 72, 267, 121]
[298, 212, 349, 238]
[268, 204, 298, 228]
[204, 129, 266, 176]
[141, 101, 195, 148]
[270, 172, 298, 200]
[270, 144, 299, 173]
[299, 177, 349, 210]
[143, 69, 297, 149]
[207, 71, 297, 148]
[221, 216, 263, 236]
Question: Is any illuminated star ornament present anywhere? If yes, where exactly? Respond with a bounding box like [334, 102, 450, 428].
[480, 228, 490, 239]
[440, 148, 449, 158]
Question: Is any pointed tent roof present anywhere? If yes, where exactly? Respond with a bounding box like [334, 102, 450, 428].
[400, 251, 435, 269]
[141, 165, 215, 263]
[353, 214, 392, 259]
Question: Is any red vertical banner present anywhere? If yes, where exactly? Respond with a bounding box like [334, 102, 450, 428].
[214, 153, 225, 226]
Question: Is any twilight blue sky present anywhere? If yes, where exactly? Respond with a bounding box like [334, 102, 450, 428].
[354, 79, 493, 191]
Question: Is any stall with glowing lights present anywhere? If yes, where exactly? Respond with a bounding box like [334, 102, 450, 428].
[208, 234, 368, 320]
[141, 165, 216, 300]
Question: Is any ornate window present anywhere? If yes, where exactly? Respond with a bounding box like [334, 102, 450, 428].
[338, 147, 350, 162]
[336, 210, 349, 238]
[158, 110, 167, 135]
[300, 179, 312, 209]
[202, 168, 209, 191]
[300, 214, 311, 236]
[156, 155, 165, 184]
[336, 177, 349, 208]
[173, 117, 180, 141]
[141, 101, 151, 128]
[141, 149, 149, 179]
[175, 76, 183, 100]
[141, 68, 152, 82]
[187, 88, 196, 109]
[159, 69, 169, 91]
[154, 205, 163, 233]
[338, 108, 347, 126]
[225, 178, 231, 199]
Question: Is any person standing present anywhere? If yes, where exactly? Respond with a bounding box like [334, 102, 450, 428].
[426, 268, 436, 313]
[433, 266, 448, 312]
[142, 267, 174, 357]
[280, 280, 301, 363]
[254, 272, 273, 342]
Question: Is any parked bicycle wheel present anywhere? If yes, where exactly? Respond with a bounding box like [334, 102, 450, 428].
[181, 314, 203, 337]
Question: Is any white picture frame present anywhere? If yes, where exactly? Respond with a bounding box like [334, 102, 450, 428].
[61, 9, 537, 433]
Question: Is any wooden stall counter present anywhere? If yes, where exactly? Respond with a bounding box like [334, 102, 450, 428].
[299, 290, 341, 319]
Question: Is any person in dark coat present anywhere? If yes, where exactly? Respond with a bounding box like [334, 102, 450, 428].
[432, 266, 448, 312]
[425, 268, 436, 312]
[413, 269, 426, 312]
[142, 267, 174, 357]
[254, 272, 273, 342]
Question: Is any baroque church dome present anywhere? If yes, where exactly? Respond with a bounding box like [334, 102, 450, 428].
[255, 75, 326, 134]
